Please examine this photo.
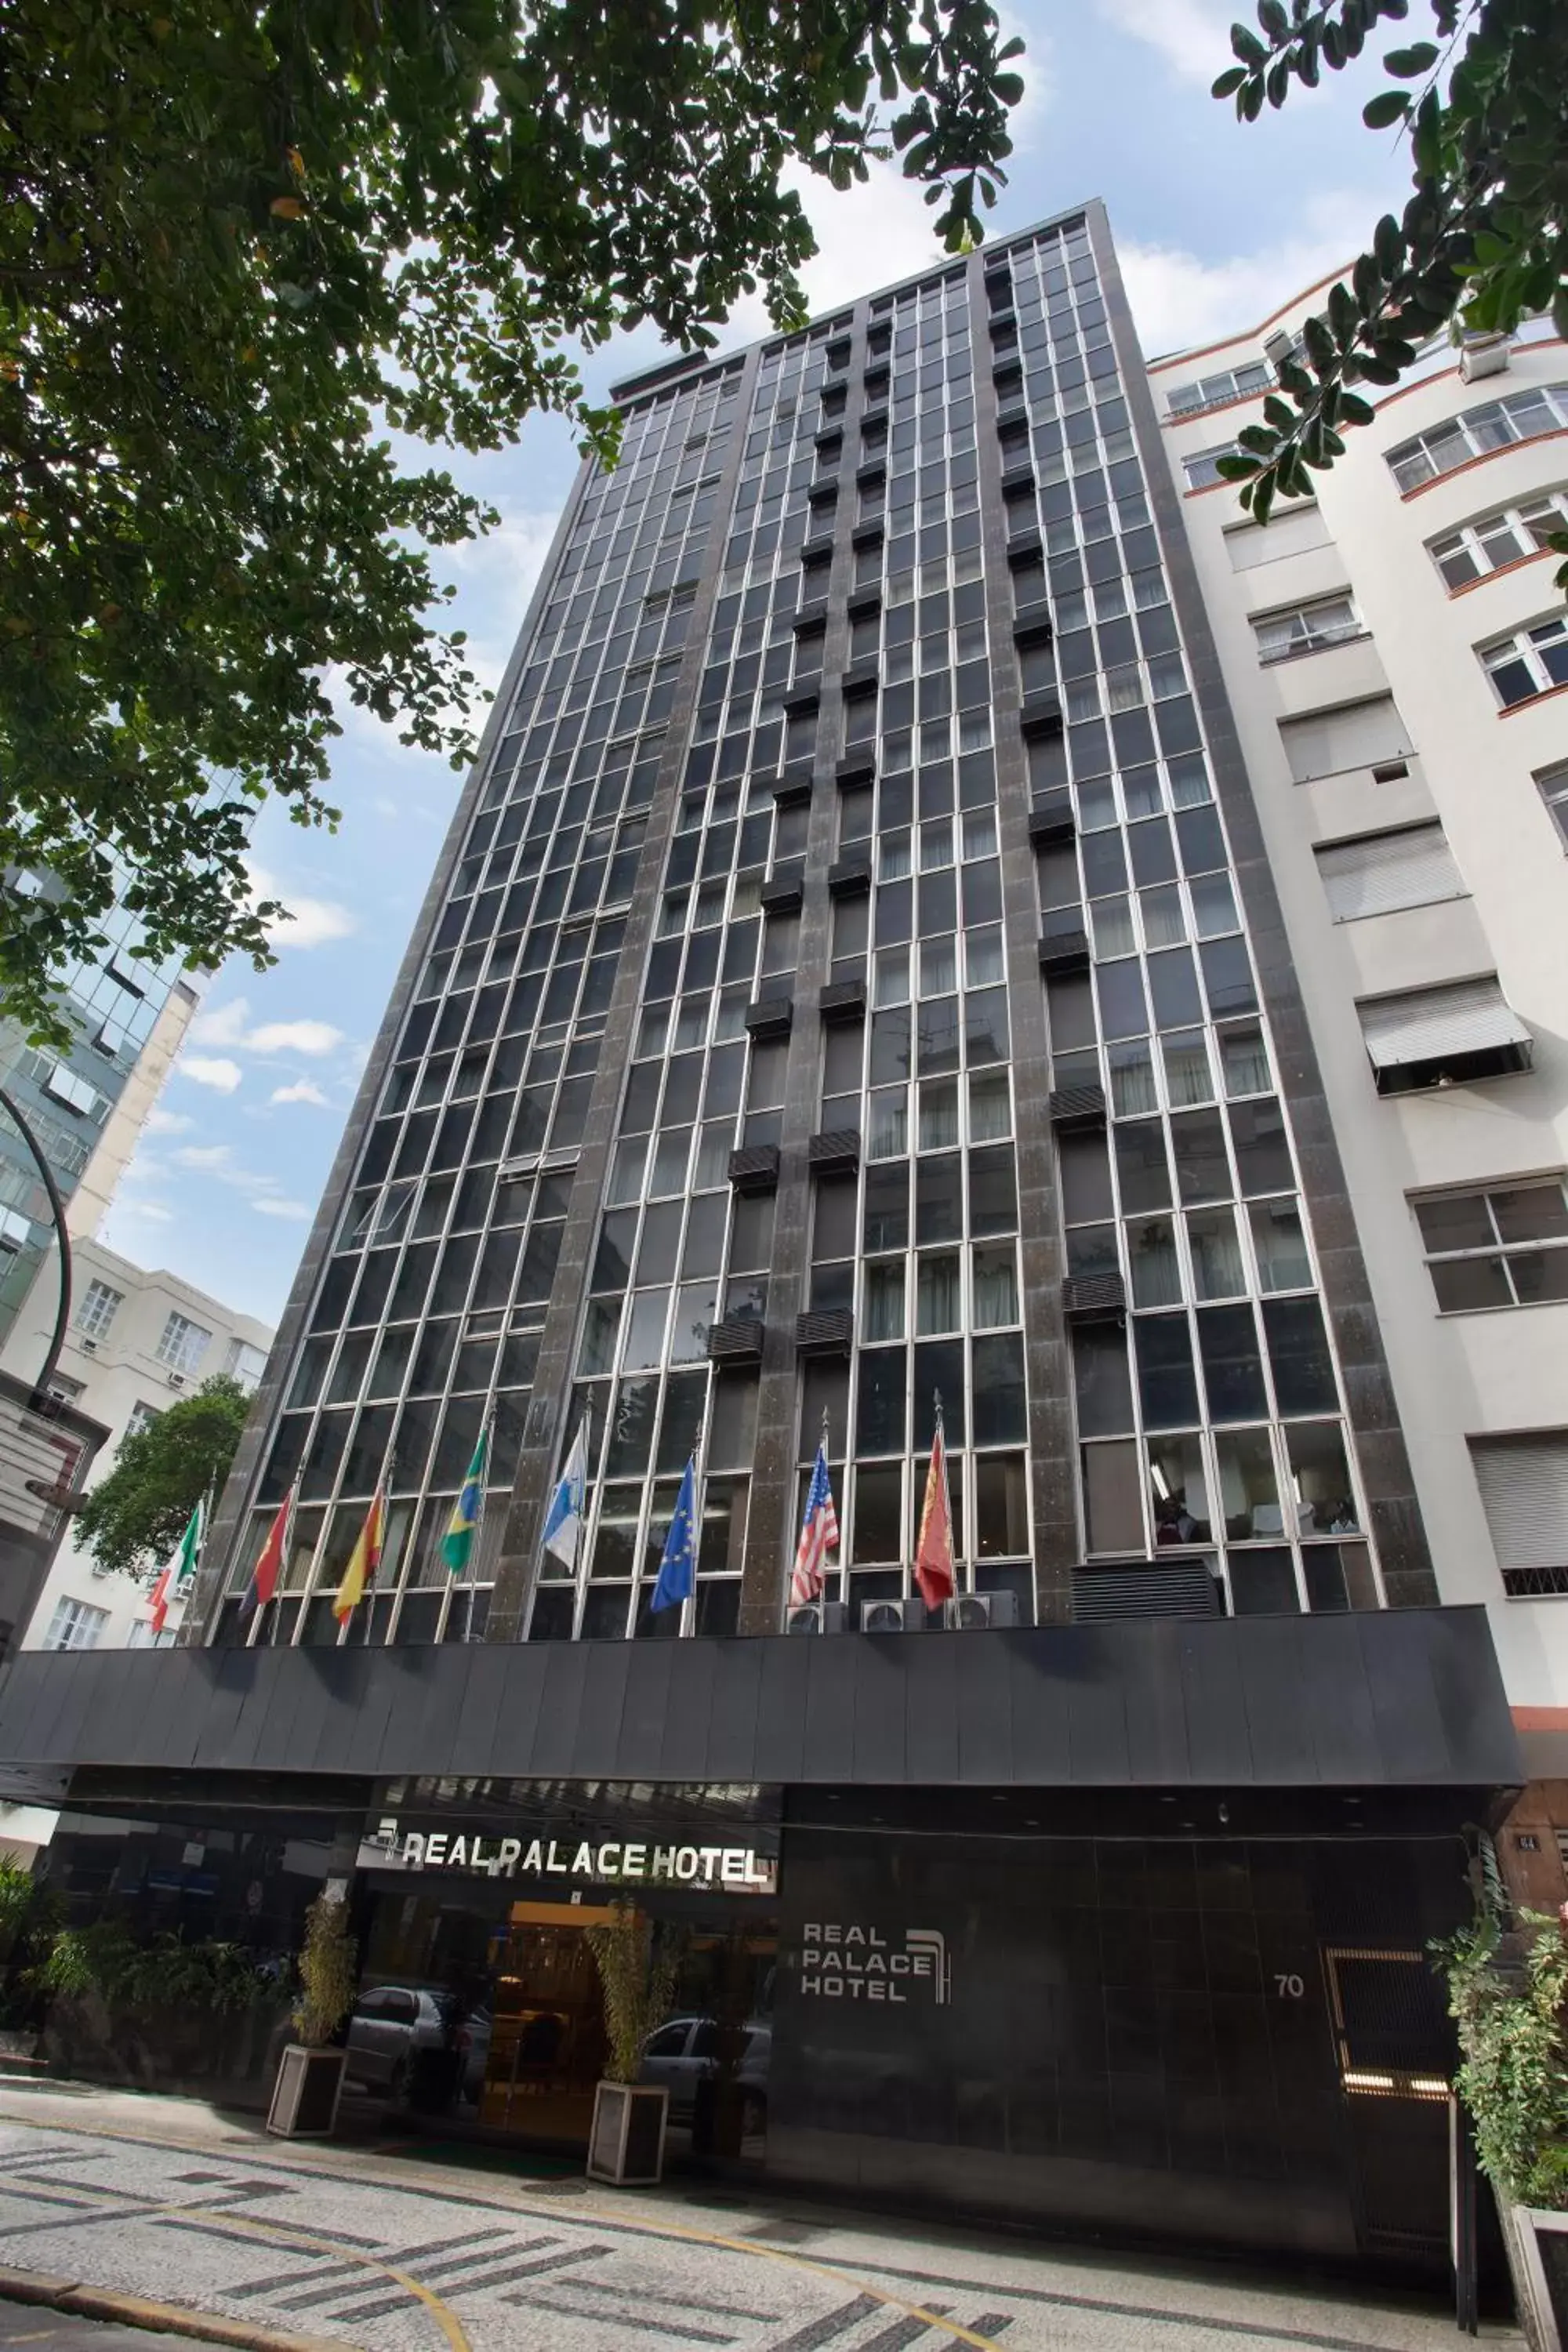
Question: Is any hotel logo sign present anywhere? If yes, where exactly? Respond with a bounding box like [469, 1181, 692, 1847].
[799, 1921, 952, 2005]
[357, 1816, 777, 1895]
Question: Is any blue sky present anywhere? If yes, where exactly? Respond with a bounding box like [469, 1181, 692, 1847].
[103, 0, 1417, 1329]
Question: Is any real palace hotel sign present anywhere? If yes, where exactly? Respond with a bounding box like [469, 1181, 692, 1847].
[357, 1815, 779, 1895]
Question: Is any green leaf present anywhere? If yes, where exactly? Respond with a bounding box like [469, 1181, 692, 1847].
[1383, 40, 1439, 74]
[1211, 64, 1247, 96]
[1363, 87, 1413, 126]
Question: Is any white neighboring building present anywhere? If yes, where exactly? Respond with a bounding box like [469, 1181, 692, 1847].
[0, 1236, 273, 1653]
[1153, 298, 1568, 1846]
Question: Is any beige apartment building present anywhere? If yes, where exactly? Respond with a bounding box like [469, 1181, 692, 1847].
[1154, 292, 1568, 1882]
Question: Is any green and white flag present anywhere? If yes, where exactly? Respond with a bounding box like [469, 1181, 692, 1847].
[149, 1497, 204, 1635]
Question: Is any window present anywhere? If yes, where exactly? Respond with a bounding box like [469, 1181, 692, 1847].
[1165, 361, 1271, 419]
[1428, 491, 1568, 590]
[1357, 976, 1531, 1094]
[1414, 1179, 1568, 1311]
[43, 1062, 103, 1119]
[1538, 760, 1568, 847]
[42, 1597, 109, 1653]
[124, 1401, 162, 1441]
[0, 1204, 31, 1250]
[1480, 615, 1568, 709]
[75, 1279, 123, 1341]
[225, 1339, 269, 1392]
[1225, 504, 1330, 573]
[155, 1311, 212, 1376]
[1387, 383, 1568, 495]
[1469, 1433, 1568, 1595]
[1279, 695, 1414, 784]
[1252, 594, 1362, 664]
[1181, 444, 1239, 492]
[1314, 824, 1464, 922]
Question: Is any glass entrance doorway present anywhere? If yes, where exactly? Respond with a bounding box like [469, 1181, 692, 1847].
[477, 1902, 614, 2142]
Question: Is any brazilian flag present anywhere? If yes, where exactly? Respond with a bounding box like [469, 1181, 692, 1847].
[441, 1428, 488, 1573]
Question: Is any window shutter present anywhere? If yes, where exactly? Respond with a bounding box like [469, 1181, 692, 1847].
[1279, 695, 1414, 783]
[1470, 1436, 1568, 1571]
[1357, 977, 1530, 1071]
[1316, 825, 1464, 920]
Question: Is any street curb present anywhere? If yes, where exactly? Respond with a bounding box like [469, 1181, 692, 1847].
[0, 2262, 349, 2351]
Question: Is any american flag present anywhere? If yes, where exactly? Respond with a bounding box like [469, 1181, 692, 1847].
[790, 1440, 840, 1606]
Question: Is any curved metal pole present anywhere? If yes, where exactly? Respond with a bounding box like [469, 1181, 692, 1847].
[0, 1082, 72, 1407]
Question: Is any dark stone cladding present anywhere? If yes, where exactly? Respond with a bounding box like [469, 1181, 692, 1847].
[736, 325, 865, 1633]
[1086, 202, 1439, 1609]
[486, 344, 765, 1640]
[966, 245, 1078, 1623]
[181, 457, 601, 1643]
[0, 1609, 1522, 1793]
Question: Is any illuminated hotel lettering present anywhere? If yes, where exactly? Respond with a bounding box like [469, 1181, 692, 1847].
[365, 1817, 776, 1893]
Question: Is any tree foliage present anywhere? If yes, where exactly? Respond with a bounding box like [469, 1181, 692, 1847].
[0, 0, 1022, 1047]
[74, 1373, 249, 1578]
[586, 1900, 683, 2084]
[292, 1889, 357, 2048]
[1211, 0, 1568, 590]
[1436, 1900, 1568, 2210]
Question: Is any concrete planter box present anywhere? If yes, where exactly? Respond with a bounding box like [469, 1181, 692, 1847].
[586, 2081, 668, 2186]
[267, 2045, 346, 2138]
[1504, 2202, 1568, 2350]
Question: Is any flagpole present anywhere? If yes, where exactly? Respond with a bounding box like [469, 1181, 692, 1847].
[681, 1405, 707, 1640]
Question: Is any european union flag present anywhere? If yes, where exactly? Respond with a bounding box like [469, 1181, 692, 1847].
[651, 1455, 699, 1613]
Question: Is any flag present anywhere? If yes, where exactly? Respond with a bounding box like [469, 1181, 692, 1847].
[333, 1485, 387, 1624]
[441, 1426, 488, 1573]
[149, 1494, 204, 1635]
[913, 1418, 956, 1609]
[239, 1483, 296, 1622]
[542, 1423, 587, 1572]
[651, 1456, 699, 1613]
[790, 1442, 839, 1606]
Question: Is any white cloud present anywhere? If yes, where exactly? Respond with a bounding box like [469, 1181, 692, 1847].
[263, 887, 358, 952]
[1095, 0, 1232, 82]
[252, 1198, 312, 1221]
[191, 997, 250, 1049]
[270, 1079, 329, 1107]
[125, 1200, 175, 1225]
[172, 1144, 234, 1171]
[178, 1056, 243, 1094]
[1121, 191, 1376, 357]
[144, 1108, 193, 1136]
[247, 1018, 344, 1058]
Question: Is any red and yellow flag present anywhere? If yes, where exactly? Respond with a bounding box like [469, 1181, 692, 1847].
[333, 1487, 387, 1624]
[913, 1422, 956, 1609]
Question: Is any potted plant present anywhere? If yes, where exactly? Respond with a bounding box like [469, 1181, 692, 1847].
[267, 1888, 357, 2137]
[585, 1900, 681, 2185]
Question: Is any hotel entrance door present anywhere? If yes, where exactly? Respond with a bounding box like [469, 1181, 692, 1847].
[477, 1901, 615, 2141]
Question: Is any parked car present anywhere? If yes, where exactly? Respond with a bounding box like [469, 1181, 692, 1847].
[638, 2014, 771, 2129]
[344, 1984, 450, 2095]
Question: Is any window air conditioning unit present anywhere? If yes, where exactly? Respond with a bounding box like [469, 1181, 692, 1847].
[1460, 332, 1510, 384]
[786, 1602, 847, 1635]
[80, 1337, 96, 1352]
[945, 1592, 1022, 1631]
[1261, 327, 1294, 370]
[862, 1597, 928, 1634]
[168, 1371, 185, 1388]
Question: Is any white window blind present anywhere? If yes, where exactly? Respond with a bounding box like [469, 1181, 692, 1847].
[1279, 695, 1414, 784]
[1316, 825, 1464, 921]
[1469, 1436, 1568, 1572]
[1358, 977, 1530, 1072]
[1225, 503, 1331, 573]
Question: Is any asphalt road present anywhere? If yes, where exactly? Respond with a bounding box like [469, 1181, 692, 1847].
[0, 2089, 1525, 2352]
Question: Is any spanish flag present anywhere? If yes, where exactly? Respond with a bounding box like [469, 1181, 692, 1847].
[441, 1426, 488, 1573]
[333, 1486, 387, 1624]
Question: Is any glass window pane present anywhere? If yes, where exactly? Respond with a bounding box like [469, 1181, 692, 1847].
[968, 1069, 1011, 1142]
[1136, 1315, 1200, 1428]
[1109, 1039, 1157, 1117]
[1284, 1421, 1358, 1536]
[1228, 1546, 1300, 1616]
[1492, 1183, 1568, 1244]
[670, 1283, 717, 1363]
[1198, 1303, 1268, 1421]
[622, 1289, 670, 1368]
[1220, 1024, 1270, 1098]
[1140, 886, 1185, 948]
[852, 1462, 904, 1561]
[1074, 1320, 1134, 1437]
[919, 1080, 960, 1152]
[868, 1088, 909, 1159]
[1508, 1251, 1568, 1305]
[916, 1155, 964, 1243]
[975, 1454, 1029, 1557]
[1413, 1190, 1494, 1253]
[1171, 1108, 1231, 1203]
[1187, 1207, 1244, 1299]
[972, 1243, 1018, 1328]
[1083, 1439, 1144, 1553]
[863, 1259, 906, 1343]
[856, 1348, 908, 1453]
[1263, 1296, 1338, 1414]
[1250, 1198, 1312, 1291]
[1162, 1029, 1214, 1107]
[1214, 1426, 1282, 1538]
[916, 1252, 961, 1334]
[1148, 1434, 1211, 1544]
[972, 1332, 1027, 1444]
[1128, 1218, 1181, 1308]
